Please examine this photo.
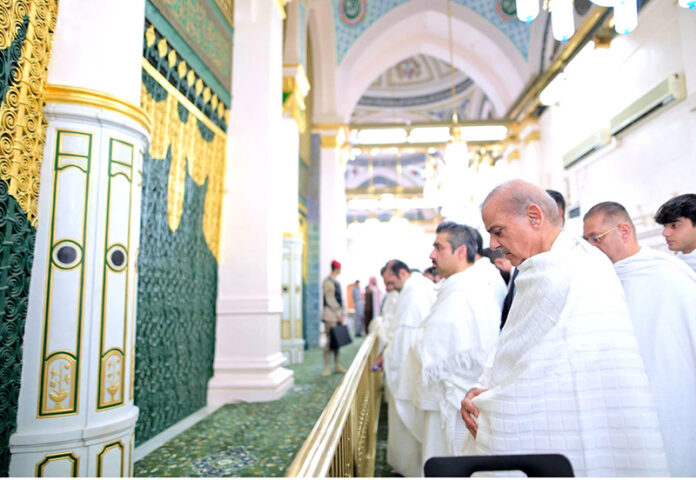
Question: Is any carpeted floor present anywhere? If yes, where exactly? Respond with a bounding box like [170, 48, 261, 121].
[373, 395, 398, 477]
[134, 338, 365, 477]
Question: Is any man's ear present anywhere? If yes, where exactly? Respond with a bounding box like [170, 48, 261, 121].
[527, 203, 544, 228]
[617, 222, 633, 240]
[456, 245, 468, 261]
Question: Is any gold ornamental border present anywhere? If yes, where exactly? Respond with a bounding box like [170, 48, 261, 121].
[45, 84, 152, 136]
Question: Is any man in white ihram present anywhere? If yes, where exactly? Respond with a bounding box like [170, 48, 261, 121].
[583, 201, 696, 476]
[399, 221, 499, 466]
[469, 228, 507, 309]
[379, 260, 435, 477]
[459, 180, 668, 476]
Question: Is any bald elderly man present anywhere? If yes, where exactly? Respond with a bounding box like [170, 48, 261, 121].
[458, 180, 667, 476]
[584, 201, 696, 476]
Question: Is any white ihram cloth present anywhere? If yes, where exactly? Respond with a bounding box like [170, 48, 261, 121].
[459, 231, 668, 477]
[614, 247, 696, 476]
[677, 249, 696, 272]
[399, 267, 500, 464]
[377, 290, 400, 352]
[471, 257, 507, 310]
[385, 272, 436, 477]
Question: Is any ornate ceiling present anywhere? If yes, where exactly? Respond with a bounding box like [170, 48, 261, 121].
[350, 54, 496, 123]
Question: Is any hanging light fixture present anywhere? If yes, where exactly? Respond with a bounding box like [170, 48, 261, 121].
[516, 0, 693, 39]
[551, 0, 575, 42]
[445, 0, 468, 164]
[613, 0, 637, 34]
[517, 0, 540, 22]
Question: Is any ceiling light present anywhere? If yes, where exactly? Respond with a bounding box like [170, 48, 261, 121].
[613, 0, 637, 34]
[355, 128, 407, 145]
[457, 125, 508, 141]
[516, 0, 540, 22]
[408, 126, 451, 143]
[551, 0, 575, 42]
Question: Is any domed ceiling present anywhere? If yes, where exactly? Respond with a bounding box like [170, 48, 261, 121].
[350, 54, 497, 124]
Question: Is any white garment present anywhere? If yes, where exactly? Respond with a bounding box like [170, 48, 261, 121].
[377, 290, 400, 352]
[677, 249, 696, 272]
[385, 386, 422, 479]
[460, 231, 668, 477]
[384, 272, 436, 477]
[471, 257, 507, 310]
[614, 247, 696, 476]
[402, 268, 501, 463]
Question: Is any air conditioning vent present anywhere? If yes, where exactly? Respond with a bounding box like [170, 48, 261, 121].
[562, 129, 611, 168]
[609, 73, 686, 136]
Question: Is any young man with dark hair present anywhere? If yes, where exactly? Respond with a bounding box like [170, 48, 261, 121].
[654, 193, 696, 272]
[401, 221, 499, 464]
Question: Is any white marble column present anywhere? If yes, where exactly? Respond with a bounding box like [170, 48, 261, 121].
[209, 0, 293, 404]
[10, 0, 148, 476]
[316, 127, 348, 282]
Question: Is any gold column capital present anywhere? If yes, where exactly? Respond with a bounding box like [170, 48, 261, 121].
[45, 84, 152, 136]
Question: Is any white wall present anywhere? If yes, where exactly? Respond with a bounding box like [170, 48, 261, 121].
[534, 0, 696, 245]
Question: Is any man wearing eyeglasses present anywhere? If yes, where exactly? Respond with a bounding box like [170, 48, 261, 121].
[458, 179, 667, 476]
[654, 193, 696, 272]
[583, 201, 696, 477]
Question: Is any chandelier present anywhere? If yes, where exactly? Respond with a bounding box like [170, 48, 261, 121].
[516, 0, 695, 42]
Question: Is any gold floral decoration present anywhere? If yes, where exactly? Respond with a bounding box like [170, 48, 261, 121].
[0, 0, 59, 227]
[140, 65, 226, 259]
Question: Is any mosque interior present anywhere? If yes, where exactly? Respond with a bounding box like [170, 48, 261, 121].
[0, 0, 694, 476]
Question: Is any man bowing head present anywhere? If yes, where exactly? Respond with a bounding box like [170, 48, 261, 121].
[459, 180, 668, 477]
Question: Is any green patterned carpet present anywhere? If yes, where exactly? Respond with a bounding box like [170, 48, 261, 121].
[135, 339, 366, 477]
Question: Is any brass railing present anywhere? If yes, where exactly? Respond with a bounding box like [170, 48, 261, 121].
[287, 331, 383, 477]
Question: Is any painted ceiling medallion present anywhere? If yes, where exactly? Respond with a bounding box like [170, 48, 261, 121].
[340, 0, 367, 27]
[395, 59, 422, 80]
[496, 0, 517, 21]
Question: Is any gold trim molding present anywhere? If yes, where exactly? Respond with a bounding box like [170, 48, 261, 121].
[313, 123, 348, 132]
[45, 85, 152, 136]
[522, 130, 541, 144]
[275, 0, 288, 18]
[213, 0, 234, 26]
[283, 65, 311, 133]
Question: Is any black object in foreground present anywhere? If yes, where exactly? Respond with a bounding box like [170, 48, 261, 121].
[424, 454, 574, 477]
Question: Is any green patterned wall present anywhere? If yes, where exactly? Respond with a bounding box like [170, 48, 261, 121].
[0, 179, 35, 476]
[0, 0, 57, 474]
[134, 150, 218, 444]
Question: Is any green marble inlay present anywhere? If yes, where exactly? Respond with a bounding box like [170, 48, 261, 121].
[134, 149, 217, 445]
[0, 178, 35, 477]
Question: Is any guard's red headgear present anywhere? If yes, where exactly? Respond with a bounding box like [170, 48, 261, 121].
[331, 260, 341, 270]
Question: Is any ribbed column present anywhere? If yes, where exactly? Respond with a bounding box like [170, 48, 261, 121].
[209, 0, 293, 404]
[9, 0, 148, 476]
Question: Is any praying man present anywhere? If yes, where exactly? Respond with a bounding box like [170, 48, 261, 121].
[400, 221, 500, 465]
[584, 201, 696, 476]
[379, 260, 436, 477]
[459, 179, 668, 476]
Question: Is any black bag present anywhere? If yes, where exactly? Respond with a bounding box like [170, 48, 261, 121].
[329, 324, 352, 350]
